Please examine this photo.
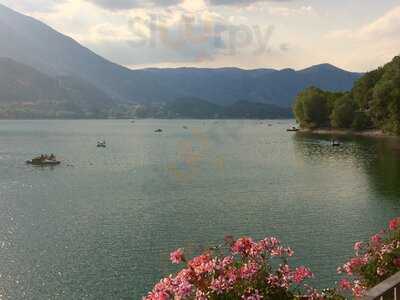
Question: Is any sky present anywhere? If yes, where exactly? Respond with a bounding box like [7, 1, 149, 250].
[1, 0, 400, 72]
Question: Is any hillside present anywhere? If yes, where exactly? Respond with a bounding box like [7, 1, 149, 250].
[0, 3, 362, 112]
[293, 56, 400, 135]
[160, 98, 292, 119]
[0, 58, 113, 118]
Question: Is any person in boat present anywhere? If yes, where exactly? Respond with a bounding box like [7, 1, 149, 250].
[49, 154, 56, 161]
[32, 155, 42, 162]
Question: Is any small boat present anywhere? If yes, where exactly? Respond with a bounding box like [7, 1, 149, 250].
[26, 154, 61, 166]
[26, 159, 61, 166]
[97, 140, 106, 148]
[154, 129, 163, 133]
[331, 140, 341, 147]
[286, 126, 299, 132]
[183, 126, 188, 130]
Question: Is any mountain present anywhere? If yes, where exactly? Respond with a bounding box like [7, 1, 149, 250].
[134, 98, 292, 119]
[0, 3, 363, 117]
[0, 58, 113, 118]
[134, 65, 361, 107]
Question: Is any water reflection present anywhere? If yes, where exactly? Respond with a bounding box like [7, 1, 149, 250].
[293, 132, 400, 202]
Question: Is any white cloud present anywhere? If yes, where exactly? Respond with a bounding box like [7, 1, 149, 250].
[268, 5, 315, 17]
[324, 5, 400, 70]
[326, 6, 400, 41]
[359, 6, 400, 40]
[0, 0, 66, 12]
[84, 0, 182, 10]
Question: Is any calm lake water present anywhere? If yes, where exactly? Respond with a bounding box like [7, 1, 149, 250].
[1, 119, 400, 299]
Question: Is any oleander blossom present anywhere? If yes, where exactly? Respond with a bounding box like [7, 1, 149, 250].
[170, 248, 185, 264]
[338, 216, 400, 298]
[293, 266, 313, 284]
[144, 236, 320, 300]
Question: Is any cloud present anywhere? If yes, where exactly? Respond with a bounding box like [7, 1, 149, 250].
[208, 0, 292, 6]
[84, 0, 182, 10]
[267, 5, 315, 17]
[84, 0, 296, 10]
[358, 6, 400, 40]
[324, 5, 400, 71]
[76, 7, 287, 67]
[0, 0, 66, 12]
[326, 6, 400, 41]
[82, 11, 227, 65]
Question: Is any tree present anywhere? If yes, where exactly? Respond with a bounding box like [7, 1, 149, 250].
[370, 56, 400, 134]
[352, 68, 384, 111]
[352, 111, 372, 130]
[293, 87, 329, 128]
[330, 94, 357, 129]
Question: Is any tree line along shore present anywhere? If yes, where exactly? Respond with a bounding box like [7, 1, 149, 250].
[293, 56, 400, 136]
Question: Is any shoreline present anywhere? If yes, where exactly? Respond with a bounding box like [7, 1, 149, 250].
[299, 128, 398, 139]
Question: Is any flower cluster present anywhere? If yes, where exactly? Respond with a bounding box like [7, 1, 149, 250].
[338, 217, 400, 297]
[144, 236, 318, 300]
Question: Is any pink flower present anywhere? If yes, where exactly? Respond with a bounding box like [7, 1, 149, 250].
[339, 278, 352, 290]
[389, 218, 400, 231]
[242, 289, 263, 300]
[226, 269, 238, 285]
[170, 248, 185, 264]
[188, 252, 214, 275]
[221, 256, 234, 268]
[239, 261, 259, 280]
[175, 281, 192, 298]
[195, 290, 207, 300]
[371, 234, 381, 247]
[352, 280, 367, 298]
[293, 266, 313, 284]
[143, 291, 170, 300]
[341, 257, 368, 275]
[354, 241, 363, 255]
[211, 276, 229, 294]
[231, 237, 255, 256]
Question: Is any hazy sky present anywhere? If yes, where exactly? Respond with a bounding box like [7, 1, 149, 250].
[1, 0, 399, 72]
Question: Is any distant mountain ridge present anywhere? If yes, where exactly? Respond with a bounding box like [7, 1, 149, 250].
[0, 58, 113, 118]
[160, 98, 292, 119]
[0, 3, 363, 118]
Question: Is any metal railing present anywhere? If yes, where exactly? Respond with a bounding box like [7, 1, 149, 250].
[362, 272, 400, 300]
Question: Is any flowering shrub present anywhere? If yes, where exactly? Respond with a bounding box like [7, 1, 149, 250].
[145, 218, 400, 299]
[338, 217, 400, 297]
[144, 236, 335, 300]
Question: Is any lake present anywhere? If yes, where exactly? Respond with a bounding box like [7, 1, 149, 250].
[0, 119, 400, 299]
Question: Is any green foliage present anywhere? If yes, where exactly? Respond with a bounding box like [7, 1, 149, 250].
[294, 55, 400, 135]
[293, 87, 329, 128]
[330, 94, 356, 129]
[368, 56, 400, 134]
[352, 68, 384, 111]
[351, 111, 372, 130]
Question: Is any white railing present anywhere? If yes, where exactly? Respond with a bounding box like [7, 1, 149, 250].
[362, 272, 400, 300]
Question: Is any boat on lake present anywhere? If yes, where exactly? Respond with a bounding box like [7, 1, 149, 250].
[26, 154, 61, 166]
[97, 140, 106, 147]
[154, 129, 163, 133]
[331, 140, 341, 147]
[287, 126, 299, 132]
